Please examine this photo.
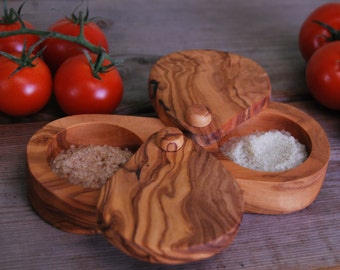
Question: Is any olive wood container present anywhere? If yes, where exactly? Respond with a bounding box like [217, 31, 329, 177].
[214, 102, 330, 214]
[97, 127, 244, 264]
[26, 49, 330, 265]
[27, 114, 166, 234]
[27, 119, 244, 264]
[148, 49, 330, 215]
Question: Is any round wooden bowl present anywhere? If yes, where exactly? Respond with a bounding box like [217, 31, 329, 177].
[26, 114, 165, 234]
[148, 49, 330, 215]
[213, 102, 330, 214]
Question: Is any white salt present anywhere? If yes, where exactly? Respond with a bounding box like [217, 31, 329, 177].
[220, 130, 308, 172]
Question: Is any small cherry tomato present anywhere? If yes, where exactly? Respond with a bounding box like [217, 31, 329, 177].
[43, 13, 109, 73]
[305, 41, 340, 111]
[0, 8, 40, 53]
[53, 53, 123, 115]
[299, 3, 340, 62]
[0, 54, 52, 116]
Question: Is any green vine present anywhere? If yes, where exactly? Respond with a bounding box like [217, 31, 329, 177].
[84, 49, 117, 80]
[0, 36, 47, 76]
[0, 0, 24, 24]
[0, 10, 103, 54]
[0, 1, 120, 74]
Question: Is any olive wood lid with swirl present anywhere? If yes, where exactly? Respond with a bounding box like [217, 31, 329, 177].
[97, 127, 244, 264]
[148, 50, 271, 146]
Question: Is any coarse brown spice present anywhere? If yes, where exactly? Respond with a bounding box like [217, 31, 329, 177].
[50, 144, 133, 188]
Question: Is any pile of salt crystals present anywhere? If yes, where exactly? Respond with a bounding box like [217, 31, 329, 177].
[220, 130, 308, 172]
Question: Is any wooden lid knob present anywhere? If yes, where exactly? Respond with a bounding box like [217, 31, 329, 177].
[149, 50, 272, 146]
[185, 104, 212, 128]
[156, 127, 184, 152]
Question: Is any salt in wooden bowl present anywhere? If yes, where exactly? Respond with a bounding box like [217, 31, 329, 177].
[214, 102, 330, 214]
[27, 119, 245, 264]
[26, 114, 165, 234]
[148, 49, 330, 214]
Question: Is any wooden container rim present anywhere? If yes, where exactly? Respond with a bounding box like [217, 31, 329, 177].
[216, 102, 330, 182]
[28, 115, 135, 185]
[26, 114, 166, 233]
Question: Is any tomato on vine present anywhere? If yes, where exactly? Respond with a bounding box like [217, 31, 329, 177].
[53, 51, 123, 115]
[299, 3, 340, 62]
[0, 2, 40, 53]
[305, 41, 340, 111]
[0, 50, 53, 117]
[43, 8, 109, 73]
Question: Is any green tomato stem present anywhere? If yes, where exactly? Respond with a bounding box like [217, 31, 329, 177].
[0, 27, 103, 54]
[312, 20, 340, 41]
[0, 2, 120, 73]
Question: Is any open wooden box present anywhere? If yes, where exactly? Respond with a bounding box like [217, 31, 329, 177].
[27, 115, 166, 234]
[26, 50, 330, 264]
[148, 50, 330, 215]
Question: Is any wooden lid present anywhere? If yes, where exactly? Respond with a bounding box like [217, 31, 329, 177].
[149, 49, 271, 146]
[97, 127, 244, 264]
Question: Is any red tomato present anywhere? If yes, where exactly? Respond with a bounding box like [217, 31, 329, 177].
[53, 53, 123, 115]
[0, 54, 53, 116]
[305, 41, 340, 111]
[43, 18, 109, 73]
[299, 3, 340, 62]
[0, 21, 40, 53]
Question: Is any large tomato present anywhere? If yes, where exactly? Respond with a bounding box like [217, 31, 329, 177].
[305, 41, 340, 111]
[53, 53, 123, 115]
[0, 20, 40, 53]
[43, 17, 109, 73]
[299, 3, 340, 62]
[0, 54, 52, 116]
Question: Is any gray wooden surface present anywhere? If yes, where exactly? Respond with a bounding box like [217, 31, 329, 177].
[1, 0, 340, 269]
[21, 0, 329, 92]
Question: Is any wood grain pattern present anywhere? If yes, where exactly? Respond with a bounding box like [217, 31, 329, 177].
[2, 99, 338, 270]
[148, 50, 271, 146]
[2, 1, 340, 268]
[26, 115, 165, 234]
[212, 102, 330, 214]
[97, 128, 244, 264]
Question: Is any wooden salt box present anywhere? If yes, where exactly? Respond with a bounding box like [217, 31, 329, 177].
[26, 49, 330, 264]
